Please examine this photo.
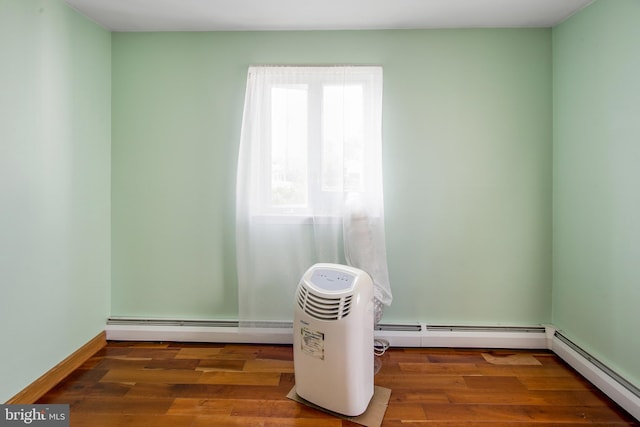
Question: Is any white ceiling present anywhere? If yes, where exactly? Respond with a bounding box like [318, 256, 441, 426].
[64, 0, 594, 32]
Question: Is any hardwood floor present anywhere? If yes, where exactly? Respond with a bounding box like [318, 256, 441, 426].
[37, 342, 638, 426]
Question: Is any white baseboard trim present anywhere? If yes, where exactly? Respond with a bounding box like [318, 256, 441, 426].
[375, 325, 423, 347]
[421, 325, 548, 349]
[106, 319, 548, 349]
[106, 324, 294, 344]
[551, 332, 640, 421]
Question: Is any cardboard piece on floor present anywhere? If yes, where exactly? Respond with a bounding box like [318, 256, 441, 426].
[287, 386, 391, 427]
[481, 352, 542, 366]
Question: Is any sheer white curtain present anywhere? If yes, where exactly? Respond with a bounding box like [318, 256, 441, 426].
[236, 66, 391, 325]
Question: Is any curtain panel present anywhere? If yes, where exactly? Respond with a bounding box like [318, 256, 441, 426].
[236, 66, 391, 324]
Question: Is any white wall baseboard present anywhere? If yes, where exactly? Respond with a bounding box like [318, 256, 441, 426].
[106, 324, 294, 344]
[421, 326, 548, 349]
[106, 321, 548, 349]
[551, 334, 640, 421]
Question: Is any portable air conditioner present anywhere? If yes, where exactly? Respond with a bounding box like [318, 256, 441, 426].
[293, 263, 374, 416]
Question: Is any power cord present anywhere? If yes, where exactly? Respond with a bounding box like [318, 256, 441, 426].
[374, 338, 390, 356]
[373, 338, 389, 375]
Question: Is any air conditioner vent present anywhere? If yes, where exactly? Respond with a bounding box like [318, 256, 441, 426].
[296, 283, 352, 321]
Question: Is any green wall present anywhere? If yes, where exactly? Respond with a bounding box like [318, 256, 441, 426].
[553, 0, 640, 389]
[0, 0, 111, 402]
[111, 29, 553, 324]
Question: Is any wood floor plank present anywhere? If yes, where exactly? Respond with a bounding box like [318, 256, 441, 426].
[263, 418, 346, 427]
[383, 402, 428, 420]
[243, 358, 294, 373]
[384, 352, 431, 364]
[475, 363, 577, 377]
[126, 348, 180, 359]
[387, 389, 450, 404]
[144, 358, 201, 370]
[220, 345, 264, 356]
[256, 345, 298, 361]
[167, 397, 234, 416]
[100, 368, 203, 384]
[447, 389, 614, 406]
[41, 379, 132, 400]
[108, 342, 171, 348]
[124, 383, 214, 399]
[167, 341, 226, 348]
[71, 396, 175, 414]
[93, 357, 152, 370]
[421, 403, 634, 424]
[520, 375, 596, 391]
[398, 362, 481, 375]
[190, 416, 267, 427]
[228, 398, 335, 419]
[198, 371, 281, 386]
[375, 374, 469, 390]
[175, 347, 224, 359]
[70, 414, 194, 427]
[196, 358, 246, 372]
[427, 353, 488, 364]
[462, 375, 527, 391]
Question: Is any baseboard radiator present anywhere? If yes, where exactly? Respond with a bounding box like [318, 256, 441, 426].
[106, 318, 293, 344]
[106, 318, 548, 348]
[551, 330, 640, 420]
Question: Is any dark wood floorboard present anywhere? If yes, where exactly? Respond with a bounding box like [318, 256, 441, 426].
[37, 342, 638, 426]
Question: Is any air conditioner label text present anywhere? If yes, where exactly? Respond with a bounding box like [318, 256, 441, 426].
[300, 327, 324, 360]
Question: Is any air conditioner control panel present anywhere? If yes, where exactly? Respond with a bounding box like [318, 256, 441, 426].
[309, 268, 356, 291]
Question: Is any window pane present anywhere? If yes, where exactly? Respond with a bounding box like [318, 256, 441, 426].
[322, 85, 364, 192]
[271, 85, 308, 208]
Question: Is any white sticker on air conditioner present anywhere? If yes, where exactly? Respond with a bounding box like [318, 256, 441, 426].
[300, 327, 324, 360]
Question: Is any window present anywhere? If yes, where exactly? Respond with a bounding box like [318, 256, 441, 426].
[239, 66, 382, 218]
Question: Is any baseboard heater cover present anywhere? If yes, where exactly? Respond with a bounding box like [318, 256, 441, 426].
[106, 317, 294, 344]
[427, 325, 546, 333]
[107, 318, 240, 327]
[552, 331, 640, 421]
[375, 323, 424, 347]
[422, 324, 548, 349]
[106, 318, 547, 348]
